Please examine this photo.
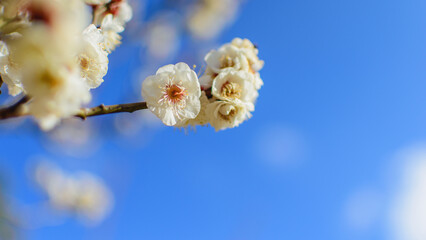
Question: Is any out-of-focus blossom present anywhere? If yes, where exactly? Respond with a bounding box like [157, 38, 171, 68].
[78, 24, 109, 89]
[100, 14, 122, 53]
[390, 146, 426, 240]
[144, 15, 179, 60]
[24, 0, 90, 36]
[83, 0, 111, 5]
[187, 0, 240, 40]
[93, 0, 132, 55]
[142, 63, 201, 126]
[0, 40, 23, 96]
[343, 188, 382, 232]
[46, 118, 101, 157]
[93, 0, 132, 31]
[11, 25, 91, 130]
[35, 162, 113, 225]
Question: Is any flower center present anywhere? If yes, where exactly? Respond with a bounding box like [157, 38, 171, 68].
[79, 56, 90, 70]
[161, 84, 187, 105]
[40, 70, 62, 89]
[219, 107, 236, 121]
[221, 81, 241, 99]
[220, 55, 234, 69]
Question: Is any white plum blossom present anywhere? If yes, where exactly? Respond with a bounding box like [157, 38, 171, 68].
[211, 69, 258, 104]
[202, 38, 264, 90]
[231, 38, 264, 89]
[176, 91, 211, 128]
[205, 44, 250, 73]
[206, 100, 252, 131]
[195, 38, 264, 131]
[0, 0, 261, 133]
[100, 14, 123, 53]
[141, 63, 201, 126]
[231, 38, 264, 72]
[0, 0, 132, 130]
[251, 72, 264, 91]
[198, 67, 215, 90]
[78, 24, 109, 89]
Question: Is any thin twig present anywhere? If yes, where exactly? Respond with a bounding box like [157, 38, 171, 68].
[0, 99, 148, 121]
[0, 96, 30, 120]
[75, 101, 148, 120]
[0, 75, 3, 95]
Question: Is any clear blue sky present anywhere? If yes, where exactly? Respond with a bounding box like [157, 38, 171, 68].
[2, 0, 426, 239]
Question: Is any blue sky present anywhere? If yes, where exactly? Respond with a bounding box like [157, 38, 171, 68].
[2, 0, 426, 239]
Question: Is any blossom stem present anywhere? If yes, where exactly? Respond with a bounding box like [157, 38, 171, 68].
[0, 98, 148, 121]
[75, 101, 148, 120]
[0, 75, 3, 94]
[0, 95, 30, 120]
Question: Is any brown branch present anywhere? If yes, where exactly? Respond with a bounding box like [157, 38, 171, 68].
[75, 101, 148, 120]
[0, 96, 30, 120]
[0, 75, 3, 95]
[0, 98, 148, 121]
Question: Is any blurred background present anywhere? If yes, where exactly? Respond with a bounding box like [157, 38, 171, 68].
[2, 0, 426, 239]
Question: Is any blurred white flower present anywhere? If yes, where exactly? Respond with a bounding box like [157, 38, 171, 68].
[24, 0, 90, 36]
[145, 15, 179, 60]
[343, 188, 382, 232]
[187, 0, 239, 40]
[93, 0, 132, 31]
[254, 125, 306, 167]
[206, 100, 251, 131]
[78, 24, 109, 89]
[46, 118, 101, 157]
[100, 14, 122, 53]
[389, 145, 426, 240]
[83, 0, 111, 5]
[25, 66, 91, 130]
[0, 0, 30, 34]
[0, 40, 23, 96]
[141, 63, 201, 126]
[1, 0, 94, 130]
[12, 26, 91, 130]
[0, 2, 31, 96]
[211, 69, 258, 104]
[35, 162, 113, 225]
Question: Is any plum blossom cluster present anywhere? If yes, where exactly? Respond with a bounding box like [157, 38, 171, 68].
[141, 38, 264, 131]
[0, 0, 132, 130]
